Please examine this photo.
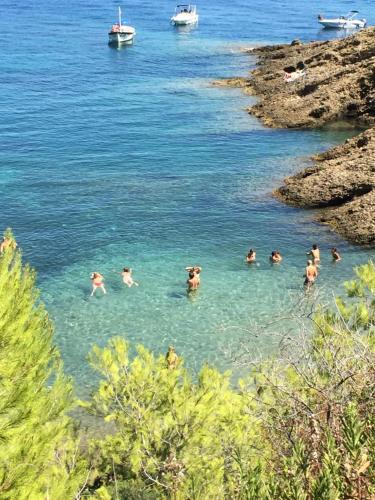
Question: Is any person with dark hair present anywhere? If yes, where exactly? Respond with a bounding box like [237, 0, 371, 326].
[90, 272, 106, 296]
[304, 260, 318, 288]
[270, 250, 282, 263]
[246, 249, 256, 263]
[187, 270, 199, 291]
[121, 267, 139, 287]
[308, 244, 320, 265]
[331, 248, 341, 262]
[185, 266, 202, 286]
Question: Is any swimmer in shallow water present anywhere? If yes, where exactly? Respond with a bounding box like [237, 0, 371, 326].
[187, 271, 199, 291]
[307, 244, 320, 265]
[331, 247, 341, 262]
[246, 249, 256, 263]
[270, 250, 282, 263]
[90, 272, 107, 296]
[185, 266, 202, 285]
[121, 268, 139, 287]
[304, 260, 318, 288]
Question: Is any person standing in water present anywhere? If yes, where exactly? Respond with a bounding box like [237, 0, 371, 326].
[121, 268, 139, 287]
[165, 345, 179, 369]
[90, 272, 106, 296]
[331, 248, 341, 262]
[308, 244, 320, 265]
[270, 250, 282, 263]
[186, 266, 202, 285]
[187, 271, 200, 291]
[246, 249, 256, 263]
[304, 260, 318, 288]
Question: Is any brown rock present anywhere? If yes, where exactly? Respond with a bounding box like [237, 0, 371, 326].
[275, 128, 375, 244]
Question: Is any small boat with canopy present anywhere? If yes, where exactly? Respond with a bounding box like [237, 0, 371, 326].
[317, 11, 367, 29]
[108, 7, 136, 44]
[170, 4, 199, 25]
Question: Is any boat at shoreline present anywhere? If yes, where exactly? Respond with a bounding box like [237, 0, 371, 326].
[171, 4, 198, 26]
[317, 11, 366, 29]
[108, 7, 136, 45]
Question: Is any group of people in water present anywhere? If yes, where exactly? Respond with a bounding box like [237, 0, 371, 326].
[90, 268, 139, 296]
[0, 232, 342, 296]
[247, 243, 341, 288]
[89, 243, 342, 297]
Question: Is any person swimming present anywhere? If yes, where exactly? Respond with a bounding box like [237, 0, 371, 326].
[331, 248, 341, 262]
[187, 271, 199, 291]
[308, 244, 320, 265]
[90, 272, 107, 296]
[246, 249, 256, 263]
[304, 260, 318, 287]
[121, 268, 139, 287]
[270, 250, 282, 263]
[185, 266, 202, 285]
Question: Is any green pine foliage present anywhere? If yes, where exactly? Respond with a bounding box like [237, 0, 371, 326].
[85, 261, 375, 499]
[0, 229, 87, 499]
[84, 338, 265, 498]
[1, 229, 374, 499]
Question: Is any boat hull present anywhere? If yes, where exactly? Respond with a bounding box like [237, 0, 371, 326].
[318, 19, 366, 29]
[171, 14, 198, 25]
[108, 32, 135, 44]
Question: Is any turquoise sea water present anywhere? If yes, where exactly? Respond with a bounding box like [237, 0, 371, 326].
[1, 0, 374, 389]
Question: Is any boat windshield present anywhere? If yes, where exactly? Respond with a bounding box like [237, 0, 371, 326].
[176, 4, 194, 13]
[347, 10, 359, 19]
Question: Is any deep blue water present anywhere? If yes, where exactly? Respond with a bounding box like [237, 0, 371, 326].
[1, 0, 374, 388]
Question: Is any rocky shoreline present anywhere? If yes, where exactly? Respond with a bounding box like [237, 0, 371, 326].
[214, 28, 375, 245]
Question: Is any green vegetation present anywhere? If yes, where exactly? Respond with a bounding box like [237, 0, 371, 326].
[0, 230, 87, 499]
[0, 231, 374, 498]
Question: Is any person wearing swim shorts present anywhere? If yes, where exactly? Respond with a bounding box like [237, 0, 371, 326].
[90, 272, 106, 296]
[304, 260, 318, 288]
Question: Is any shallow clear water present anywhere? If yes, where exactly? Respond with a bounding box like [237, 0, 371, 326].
[1, 0, 374, 389]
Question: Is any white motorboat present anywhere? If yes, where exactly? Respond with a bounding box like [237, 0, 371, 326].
[108, 7, 136, 44]
[317, 11, 367, 29]
[171, 4, 198, 26]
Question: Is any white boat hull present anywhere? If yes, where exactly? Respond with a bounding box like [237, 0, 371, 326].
[108, 31, 135, 44]
[318, 19, 366, 29]
[171, 14, 198, 25]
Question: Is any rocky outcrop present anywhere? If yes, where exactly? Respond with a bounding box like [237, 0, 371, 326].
[217, 28, 375, 245]
[274, 128, 375, 244]
[244, 28, 375, 129]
